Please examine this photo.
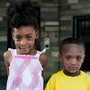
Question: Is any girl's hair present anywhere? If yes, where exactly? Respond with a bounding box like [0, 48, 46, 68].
[59, 37, 85, 54]
[6, 1, 38, 31]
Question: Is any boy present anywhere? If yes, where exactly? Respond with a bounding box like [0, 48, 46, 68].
[45, 37, 90, 90]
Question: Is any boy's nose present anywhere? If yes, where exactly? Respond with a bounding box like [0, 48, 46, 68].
[71, 58, 77, 65]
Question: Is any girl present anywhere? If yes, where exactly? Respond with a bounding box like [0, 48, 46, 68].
[4, 1, 48, 90]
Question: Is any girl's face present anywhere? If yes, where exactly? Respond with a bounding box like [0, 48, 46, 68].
[12, 26, 39, 54]
[59, 44, 85, 74]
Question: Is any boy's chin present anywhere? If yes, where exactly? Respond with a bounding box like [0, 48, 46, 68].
[64, 69, 80, 76]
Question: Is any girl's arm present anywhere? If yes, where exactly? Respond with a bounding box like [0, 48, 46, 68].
[40, 52, 48, 70]
[39, 52, 48, 77]
[3, 50, 12, 76]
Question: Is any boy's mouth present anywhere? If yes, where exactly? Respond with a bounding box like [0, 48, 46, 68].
[68, 67, 77, 71]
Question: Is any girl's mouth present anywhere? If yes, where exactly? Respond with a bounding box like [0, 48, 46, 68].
[20, 47, 29, 52]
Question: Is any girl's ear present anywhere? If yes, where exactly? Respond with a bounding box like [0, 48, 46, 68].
[12, 32, 15, 41]
[35, 31, 39, 39]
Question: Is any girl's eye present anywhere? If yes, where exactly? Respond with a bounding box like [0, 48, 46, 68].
[26, 36, 32, 40]
[15, 37, 21, 41]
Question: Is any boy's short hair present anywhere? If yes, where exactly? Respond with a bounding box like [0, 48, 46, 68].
[59, 37, 85, 54]
[6, 1, 38, 31]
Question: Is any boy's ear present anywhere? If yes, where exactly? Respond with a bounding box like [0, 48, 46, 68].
[36, 31, 39, 39]
[82, 54, 86, 63]
[58, 54, 62, 62]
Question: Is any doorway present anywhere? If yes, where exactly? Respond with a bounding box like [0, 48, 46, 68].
[73, 15, 90, 71]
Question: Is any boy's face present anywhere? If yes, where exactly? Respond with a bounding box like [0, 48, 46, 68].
[59, 44, 85, 74]
[12, 26, 39, 54]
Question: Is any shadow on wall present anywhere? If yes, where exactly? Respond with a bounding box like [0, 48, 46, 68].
[0, 75, 7, 90]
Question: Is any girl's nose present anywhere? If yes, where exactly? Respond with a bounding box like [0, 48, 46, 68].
[20, 39, 27, 45]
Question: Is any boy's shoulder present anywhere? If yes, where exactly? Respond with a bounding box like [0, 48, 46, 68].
[51, 70, 63, 78]
[51, 70, 90, 80]
[81, 70, 90, 78]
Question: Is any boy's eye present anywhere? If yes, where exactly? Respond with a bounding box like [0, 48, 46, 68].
[76, 56, 81, 61]
[65, 56, 71, 60]
[65, 56, 82, 61]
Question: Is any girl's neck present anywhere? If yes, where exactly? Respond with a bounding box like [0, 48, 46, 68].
[63, 70, 80, 77]
[29, 49, 37, 55]
[16, 49, 37, 55]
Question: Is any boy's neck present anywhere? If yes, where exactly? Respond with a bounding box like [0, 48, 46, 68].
[63, 70, 80, 77]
